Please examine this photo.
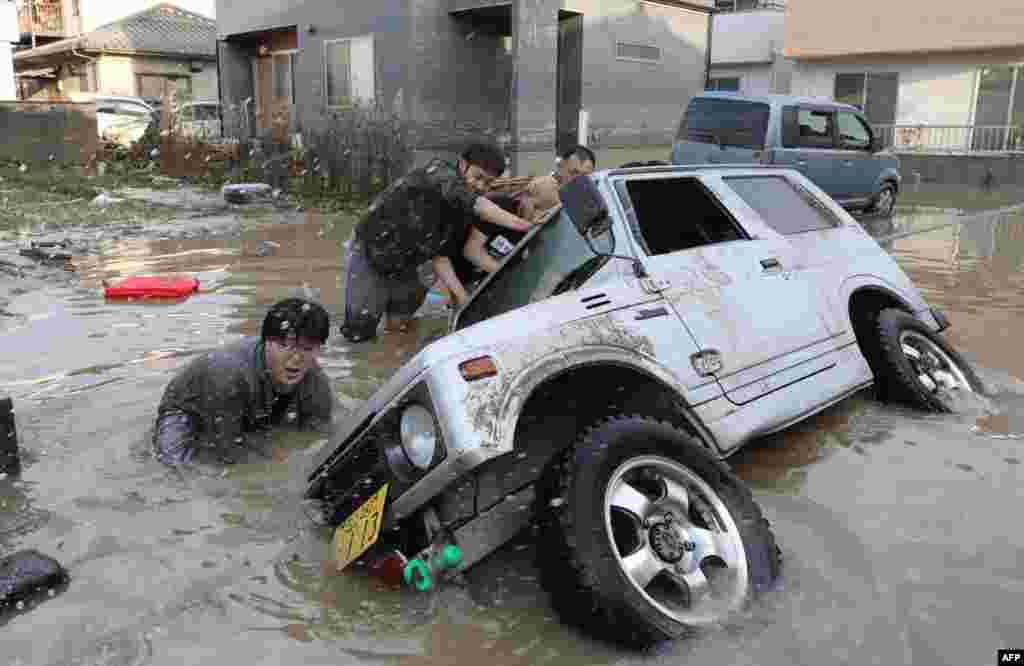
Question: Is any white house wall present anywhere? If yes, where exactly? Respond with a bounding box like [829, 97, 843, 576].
[709, 63, 773, 95]
[710, 9, 783, 67]
[790, 59, 979, 126]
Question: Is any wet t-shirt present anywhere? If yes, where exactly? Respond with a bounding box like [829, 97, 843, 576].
[153, 337, 335, 465]
[355, 159, 480, 279]
[445, 194, 521, 284]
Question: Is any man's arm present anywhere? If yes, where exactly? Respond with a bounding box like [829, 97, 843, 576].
[153, 410, 195, 465]
[431, 255, 470, 307]
[463, 227, 501, 274]
[473, 196, 537, 233]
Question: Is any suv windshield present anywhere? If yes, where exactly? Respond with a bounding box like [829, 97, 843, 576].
[456, 208, 611, 331]
[677, 97, 770, 149]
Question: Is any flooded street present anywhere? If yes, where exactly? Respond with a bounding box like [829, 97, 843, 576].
[2, 198, 1024, 665]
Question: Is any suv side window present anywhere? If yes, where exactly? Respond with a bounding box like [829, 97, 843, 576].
[836, 111, 872, 150]
[725, 175, 841, 235]
[621, 177, 746, 256]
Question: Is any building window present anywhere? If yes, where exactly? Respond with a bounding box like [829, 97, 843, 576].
[272, 52, 297, 104]
[616, 42, 661, 63]
[136, 74, 192, 104]
[324, 35, 375, 109]
[833, 72, 898, 124]
[973, 65, 1024, 150]
[707, 77, 741, 92]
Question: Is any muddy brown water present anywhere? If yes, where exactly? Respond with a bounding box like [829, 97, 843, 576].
[2, 203, 1024, 665]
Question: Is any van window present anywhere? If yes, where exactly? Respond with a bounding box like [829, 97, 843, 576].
[837, 111, 871, 150]
[676, 97, 770, 150]
[622, 178, 746, 256]
[796, 109, 834, 148]
[725, 175, 841, 235]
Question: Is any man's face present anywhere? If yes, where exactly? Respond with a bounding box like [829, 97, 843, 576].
[265, 334, 321, 390]
[556, 154, 594, 184]
[460, 160, 499, 195]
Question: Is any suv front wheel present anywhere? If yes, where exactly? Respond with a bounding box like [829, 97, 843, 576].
[536, 415, 781, 647]
[867, 183, 897, 217]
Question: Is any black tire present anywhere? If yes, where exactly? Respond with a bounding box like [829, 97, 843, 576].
[536, 415, 781, 648]
[867, 183, 897, 217]
[873, 308, 984, 412]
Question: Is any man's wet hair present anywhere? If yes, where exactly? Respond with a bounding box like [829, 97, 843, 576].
[261, 298, 330, 344]
[559, 144, 597, 167]
[461, 142, 507, 178]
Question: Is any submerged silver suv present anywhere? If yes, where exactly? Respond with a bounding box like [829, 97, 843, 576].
[306, 164, 980, 648]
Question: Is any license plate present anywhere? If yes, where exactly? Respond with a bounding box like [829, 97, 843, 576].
[333, 483, 389, 571]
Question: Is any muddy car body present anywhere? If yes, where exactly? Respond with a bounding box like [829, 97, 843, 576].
[307, 164, 980, 646]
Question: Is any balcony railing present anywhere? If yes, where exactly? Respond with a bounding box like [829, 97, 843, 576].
[714, 0, 786, 12]
[872, 124, 1024, 154]
[16, 1, 65, 36]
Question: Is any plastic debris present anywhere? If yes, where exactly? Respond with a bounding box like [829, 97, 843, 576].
[91, 193, 123, 208]
[0, 396, 18, 476]
[223, 183, 273, 205]
[0, 550, 69, 617]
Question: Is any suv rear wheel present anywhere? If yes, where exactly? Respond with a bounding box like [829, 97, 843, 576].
[536, 415, 781, 647]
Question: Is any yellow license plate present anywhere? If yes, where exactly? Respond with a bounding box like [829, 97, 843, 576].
[333, 483, 389, 571]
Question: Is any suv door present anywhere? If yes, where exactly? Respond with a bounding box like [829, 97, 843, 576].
[773, 106, 840, 201]
[614, 173, 840, 407]
[834, 110, 876, 205]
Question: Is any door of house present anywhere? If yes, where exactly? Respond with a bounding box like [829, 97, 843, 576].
[253, 52, 293, 142]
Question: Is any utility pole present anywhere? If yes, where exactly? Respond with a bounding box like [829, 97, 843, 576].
[29, 0, 37, 49]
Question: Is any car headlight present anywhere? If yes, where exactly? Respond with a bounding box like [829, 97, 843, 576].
[399, 404, 437, 470]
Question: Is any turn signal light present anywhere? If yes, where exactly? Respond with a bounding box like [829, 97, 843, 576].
[459, 356, 498, 381]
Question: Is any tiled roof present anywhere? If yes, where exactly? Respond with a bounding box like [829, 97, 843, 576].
[14, 3, 216, 62]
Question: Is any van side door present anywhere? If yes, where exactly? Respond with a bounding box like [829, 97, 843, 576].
[772, 105, 840, 202]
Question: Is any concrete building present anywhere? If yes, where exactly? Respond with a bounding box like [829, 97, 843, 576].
[782, 0, 1024, 136]
[1, 1, 16, 99]
[13, 3, 218, 103]
[214, 0, 714, 173]
[707, 0, 791, 96]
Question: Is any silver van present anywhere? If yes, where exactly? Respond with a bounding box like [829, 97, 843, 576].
[671, 92, 901, 216]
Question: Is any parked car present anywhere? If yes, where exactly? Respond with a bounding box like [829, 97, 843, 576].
[94, 96, 157, 147]
[306, 164, 980, 647]
[671, 92, 901, 217]
[173, 101, 222, 140]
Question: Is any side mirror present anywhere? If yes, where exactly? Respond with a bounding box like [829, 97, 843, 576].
[559, 175, 609, 238]
[870, 135, 884, 153]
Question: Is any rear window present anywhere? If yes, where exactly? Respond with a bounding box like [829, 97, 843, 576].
[676, 97, 770, 149]
[724, 176, 841, 235]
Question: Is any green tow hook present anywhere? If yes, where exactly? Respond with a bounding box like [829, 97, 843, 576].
[402, 544, 463, 592]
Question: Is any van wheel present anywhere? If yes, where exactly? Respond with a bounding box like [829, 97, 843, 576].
[536, 415, 781, 648]
[868, 184, 897, 217]
[873, 308, 984, 412]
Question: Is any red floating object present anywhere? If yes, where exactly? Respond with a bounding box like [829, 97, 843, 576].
[103, 275, 200, 299]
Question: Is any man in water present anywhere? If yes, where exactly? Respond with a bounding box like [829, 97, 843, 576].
[340, 142, 541, 341]
[153, 298, 335, 465]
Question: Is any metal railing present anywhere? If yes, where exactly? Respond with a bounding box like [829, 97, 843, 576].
[872, 124, 1024, 154]
[16, 0, 65, 36]
[714, 0, 786, 12]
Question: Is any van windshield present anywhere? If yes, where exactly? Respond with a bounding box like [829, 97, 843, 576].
[677, 97, 770, 149]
